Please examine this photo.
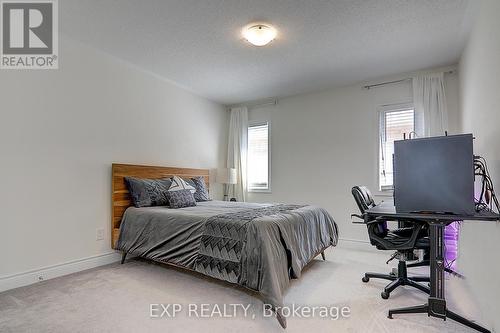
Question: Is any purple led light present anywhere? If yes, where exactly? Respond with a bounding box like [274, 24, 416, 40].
[444, 222, 460, 270]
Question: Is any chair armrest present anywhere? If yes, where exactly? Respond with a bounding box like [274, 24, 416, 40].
[395, 223, 425, 250]
[351, 214, 365, 224]
[368, 222, 425, 251]
[366, 216, 393, 225]
[366, 215, 424, 226]
[352, 215, 390, 225]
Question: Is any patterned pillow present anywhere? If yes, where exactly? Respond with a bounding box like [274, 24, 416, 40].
[166, 189, 197, 208]
[190, 176, 211, 202]
[168, 175, 196, 193]
[124, 177, 171, 207]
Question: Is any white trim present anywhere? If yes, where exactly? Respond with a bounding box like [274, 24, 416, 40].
[247, 120, 272, 193]
[338, 237, 370, 244]
[248, 188, 272, 193]
[374, 191, 394, 198]
[377, 102, 414, 192]
[0, 252, 122, 293]
[337, 238, 373, 251]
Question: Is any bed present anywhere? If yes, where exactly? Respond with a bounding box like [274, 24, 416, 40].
[111, 164, 339, 328]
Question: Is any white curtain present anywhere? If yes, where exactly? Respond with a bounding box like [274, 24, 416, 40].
[412, 73, 448, 137]
[227, 107, 248, 201]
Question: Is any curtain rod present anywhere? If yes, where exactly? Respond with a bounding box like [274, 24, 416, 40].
[227, 99, 278, 111]
[249, 99, 277, 109]
[363, 70, 455, 90]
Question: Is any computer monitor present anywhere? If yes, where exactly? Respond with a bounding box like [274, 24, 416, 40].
[393, 134, 475, 215]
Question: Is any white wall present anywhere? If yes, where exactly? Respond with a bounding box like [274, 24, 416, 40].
[458, 0, 500, 330]
[248, 68, 460, 242]
[0, 36, 227, 278]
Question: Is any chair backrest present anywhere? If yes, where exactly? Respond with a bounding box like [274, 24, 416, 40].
[351, 186, 376, 214]
[351, 185, 424, 251]
[351, 185, 389, 242]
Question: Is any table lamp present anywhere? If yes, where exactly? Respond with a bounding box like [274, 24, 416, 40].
[216, 168, 237, 201]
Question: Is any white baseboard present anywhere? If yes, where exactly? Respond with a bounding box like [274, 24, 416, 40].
[0, 239, 370, 293]
[337, 237, 373, 251]
[0, 252, 122, 293]
[338, 237, 370, 244]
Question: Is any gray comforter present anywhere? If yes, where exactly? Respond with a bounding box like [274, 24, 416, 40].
[116, 201, 338, 327]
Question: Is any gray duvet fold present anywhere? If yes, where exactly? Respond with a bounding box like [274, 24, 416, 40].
[194, 204, 306, 282]
[115, 201, 338, 327]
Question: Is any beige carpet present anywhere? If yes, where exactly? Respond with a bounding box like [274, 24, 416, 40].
[0, 241, 489, 333]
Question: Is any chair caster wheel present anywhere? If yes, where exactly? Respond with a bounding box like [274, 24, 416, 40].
[362, 276, 369, 283]
[381, 291, 390, 299]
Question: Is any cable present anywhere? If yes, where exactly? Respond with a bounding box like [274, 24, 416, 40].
[474, 155, 500, 214]
[481, 156, 500, 211]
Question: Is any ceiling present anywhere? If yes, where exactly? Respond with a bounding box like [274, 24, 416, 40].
[61, 0, 475, 105]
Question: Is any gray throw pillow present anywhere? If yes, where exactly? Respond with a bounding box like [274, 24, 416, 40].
[190, 176, 211, 202]
[166, 189, 197, 208]
[124, 177, 172, 207]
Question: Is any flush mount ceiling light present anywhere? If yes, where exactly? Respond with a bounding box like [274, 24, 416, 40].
[242, 23, 277, 46]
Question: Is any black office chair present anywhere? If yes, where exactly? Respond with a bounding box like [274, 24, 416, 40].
[351, 186, 430, 299]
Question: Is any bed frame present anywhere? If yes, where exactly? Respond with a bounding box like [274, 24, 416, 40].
[111, 163, 210, 249]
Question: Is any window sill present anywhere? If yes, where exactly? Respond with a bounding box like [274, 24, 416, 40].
[248, 189, 272, 193]
[375, 190, 394, 198]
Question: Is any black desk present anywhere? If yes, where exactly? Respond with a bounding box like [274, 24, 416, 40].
[366, 202, 499, 333]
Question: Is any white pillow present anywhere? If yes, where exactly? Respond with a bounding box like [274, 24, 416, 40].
[168, 175, 196, 193]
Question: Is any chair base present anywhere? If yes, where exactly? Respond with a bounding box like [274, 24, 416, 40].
[362, 260, 430, 299]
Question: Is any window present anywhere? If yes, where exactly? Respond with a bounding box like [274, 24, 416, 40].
[248, 122, 270, 191]
[379, 106, 415, 191]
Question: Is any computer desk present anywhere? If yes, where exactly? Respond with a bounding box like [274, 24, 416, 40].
[366, 202, 499, 333]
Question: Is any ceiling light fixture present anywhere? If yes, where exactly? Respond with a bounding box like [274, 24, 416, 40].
[242, 23, 277, 46]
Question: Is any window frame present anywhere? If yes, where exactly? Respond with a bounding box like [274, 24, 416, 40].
[378, 103, 415, 192]
[247, 120, 271, 193]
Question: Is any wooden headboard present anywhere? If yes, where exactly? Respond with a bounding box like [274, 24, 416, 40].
[111, 163, 210, 248]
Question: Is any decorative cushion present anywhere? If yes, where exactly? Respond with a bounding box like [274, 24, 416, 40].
[190, 176, 211, 202]
[166, 189, 197, 208]
[168, 175, 196, 193]
[184, 177, 196, 188]
[124, 177, 172, 207]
